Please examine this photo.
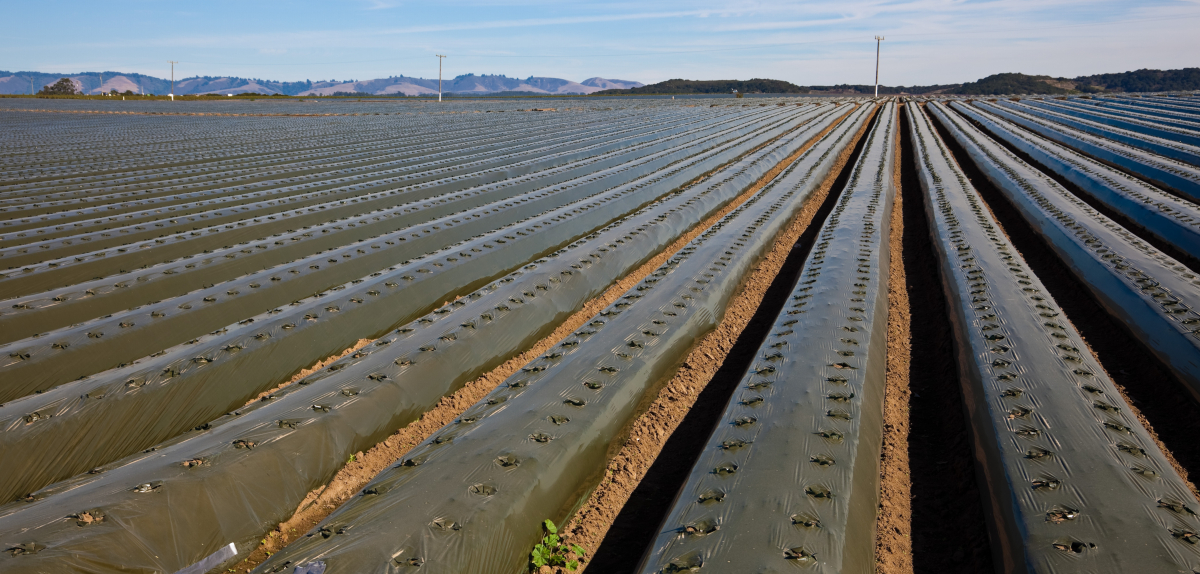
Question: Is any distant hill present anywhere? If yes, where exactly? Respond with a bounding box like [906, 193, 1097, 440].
[596, 78, 808, 95]
[942, 73, 1074, 95]
[297, 75, 642, 96]
[0, 72, 643, 96]
[1073, 68, 1200, 93]
[805, 84, 956, 95]
[2, 68, 1197, 97]
[589, 69, 1200, 96]
[908, 69, 1200, 95]
[580, 77, 643, 90]
[0, 71, 170, 95]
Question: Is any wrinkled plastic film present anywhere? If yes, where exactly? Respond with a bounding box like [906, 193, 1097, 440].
[0, 106, 718, 276]
[0, 106, 684, 235]
[1066, 98, 1200, 131]
[929, 101, 1200, 401]
[637, 103, 894, 574]
[0, 106, 805, 395]
[0, 107, 743, 325]
[0, 106, 856, 573]
[0, 107, 757, 295]
[251, 106, 875, 574]
[951, 101, 1200, 259]
[1023, 98, 1200, 148]
[975, 100, 1200, 200]
[914, 102, 1200, 573]
[0, 105, 832, 506]
[994, 99, 1200, 168]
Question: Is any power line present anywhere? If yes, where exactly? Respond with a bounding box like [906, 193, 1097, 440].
[168, 60, 178, 101]
[436, 54, 446, 102]
[874, 36, 884, 98]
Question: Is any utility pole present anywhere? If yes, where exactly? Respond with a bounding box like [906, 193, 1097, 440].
[436, 54, 446, 102]
[99, 72, 103, 96]
[874, 36, 885, 98]
[168, 61, 178, 101]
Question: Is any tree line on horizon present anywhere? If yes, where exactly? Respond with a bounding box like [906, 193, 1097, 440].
[21, 68, 1200, 99]
[595, 68, 1200, 96]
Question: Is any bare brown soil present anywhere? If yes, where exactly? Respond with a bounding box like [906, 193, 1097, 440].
[1041, 78, 1079, 91]
[242, 339, 373, 407]
[572, 104, 878, 572]
[875, 106, 914, 574]
[927, 104, 1200, 505]
[218, 106, 858, 573]
[903, 108, 996, 573]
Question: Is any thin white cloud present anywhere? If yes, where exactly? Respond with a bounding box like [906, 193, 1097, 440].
[377, 10, 707, 34]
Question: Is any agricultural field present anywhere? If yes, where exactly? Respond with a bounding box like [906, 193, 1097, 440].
[1, 92, 1200, 574]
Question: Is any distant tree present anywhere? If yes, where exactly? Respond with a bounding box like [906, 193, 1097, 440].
[947, 73, 1071, 95]
[1073, 68, 1200, 93]
[38, 78, 78, 96]
[123, 90, 134, 96]
[595, 78, 809, 96]
[109, 89, 118, 95]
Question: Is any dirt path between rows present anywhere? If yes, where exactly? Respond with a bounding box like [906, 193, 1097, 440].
[242, 339, 373, 407]
[903, 106, 995, 573]
[573, 104, 878, 572]
[219, 104, 858, 573]
[875, 103, 914, 574]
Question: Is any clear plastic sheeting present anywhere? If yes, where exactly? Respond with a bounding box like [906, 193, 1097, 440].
[637, 102, 896, 574]
[1069, 98, 1200, 130]
[252, 105, 875, 574]
[0, 109, 737, 332]
[0, 106, 667, 233]
[0, 105, 828, 505]
[0, 110, 651, 241]
[929, 101, 1200, 402]
[0, 104, 655, 238]
[0, 107, 741, 295]
[973, 100, 1200, 203]
[0, 106, 797, 394]
[1023, 99, 1200, 147]
[1107, 96, 1200, 117]
[912, 102, 1200, 573]
[0, 105, 855, 573]
[952, 101, 1200, 259]
[995, 99, 1200, 167]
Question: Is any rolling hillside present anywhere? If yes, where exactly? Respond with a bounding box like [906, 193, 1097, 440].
[0, 72, 643, 96]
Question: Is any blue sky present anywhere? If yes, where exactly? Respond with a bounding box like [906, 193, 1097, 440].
[5, 0, 1199, 85]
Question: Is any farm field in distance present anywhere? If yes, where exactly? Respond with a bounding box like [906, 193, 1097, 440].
[2, 93, 1200, 574]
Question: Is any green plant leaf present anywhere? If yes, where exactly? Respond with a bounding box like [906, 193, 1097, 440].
[568, 559, 580, 570]
[544, 519, 557, 534]
[546, 534, 560, 546]
[572, 544, 586, 556]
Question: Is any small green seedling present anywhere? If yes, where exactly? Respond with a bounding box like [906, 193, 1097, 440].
[529, 519, 586, 572]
